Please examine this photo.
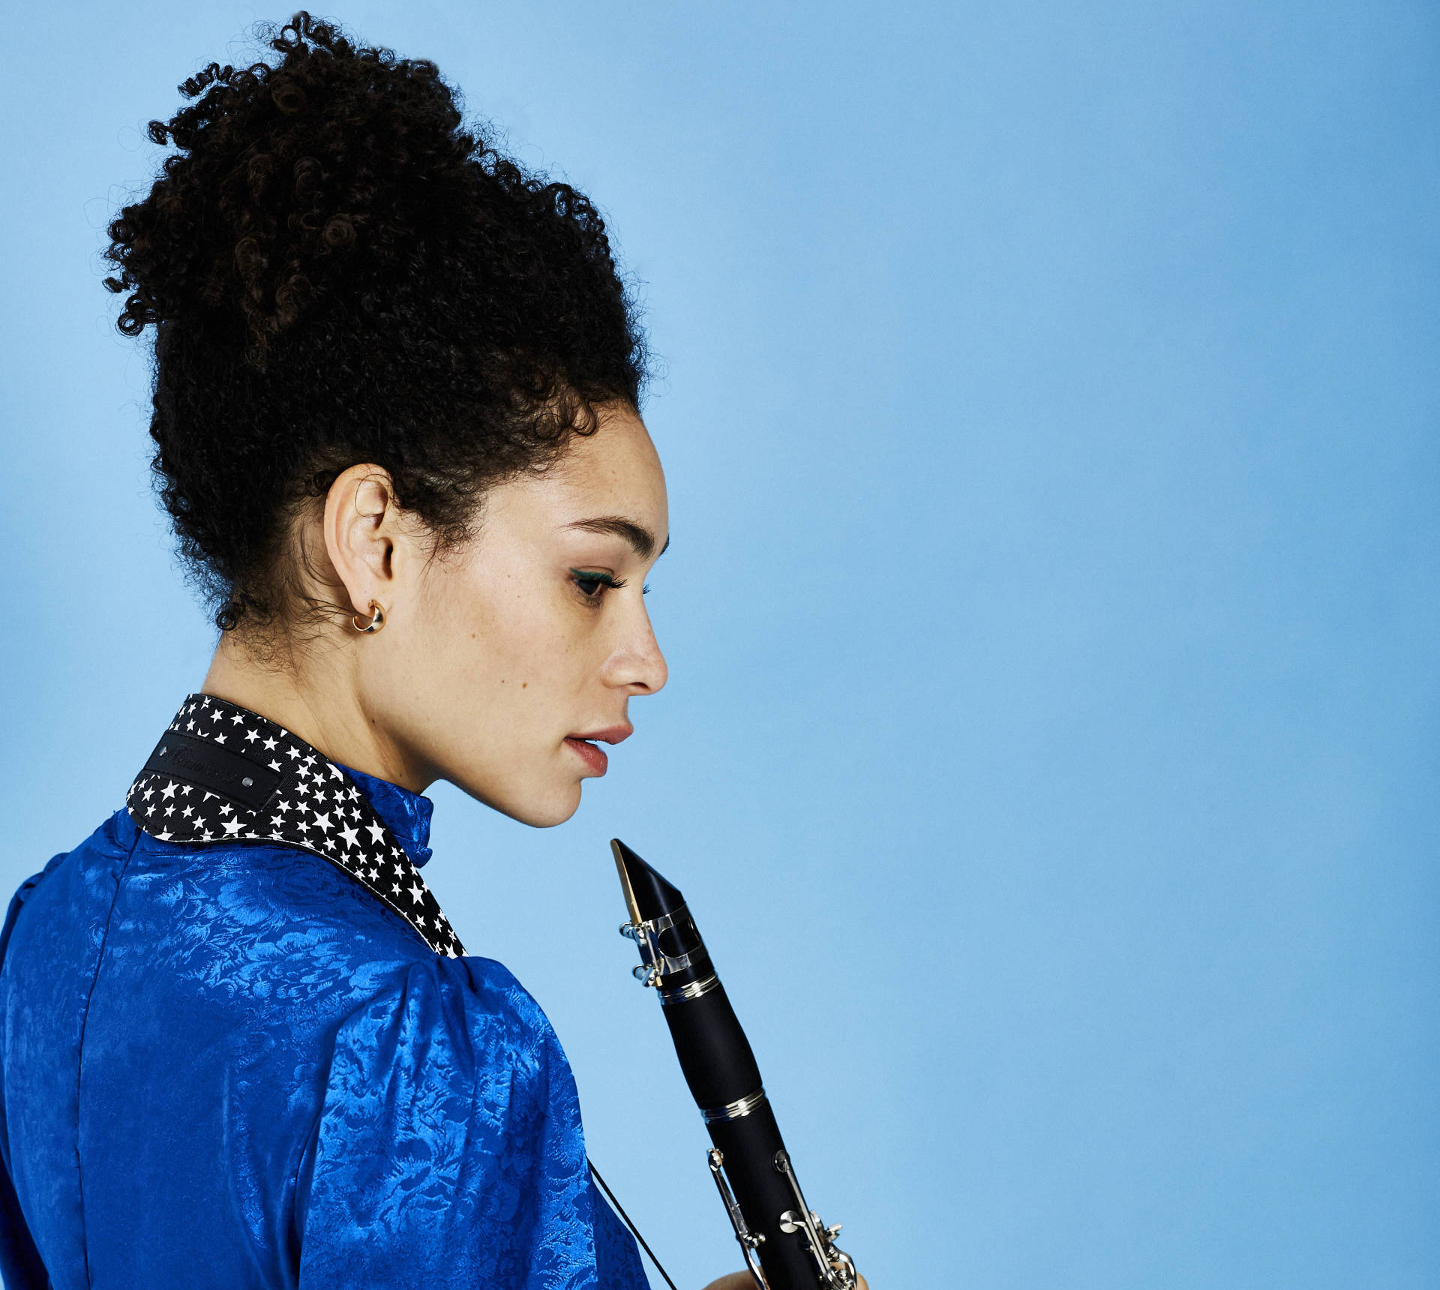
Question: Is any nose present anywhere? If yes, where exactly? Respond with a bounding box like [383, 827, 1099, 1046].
[604, 602, 668, 696]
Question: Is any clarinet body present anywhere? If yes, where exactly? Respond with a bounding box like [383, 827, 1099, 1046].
[611, 839, 857, 1290]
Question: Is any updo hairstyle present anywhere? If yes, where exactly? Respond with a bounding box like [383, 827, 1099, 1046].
[104, 12, 647, 632]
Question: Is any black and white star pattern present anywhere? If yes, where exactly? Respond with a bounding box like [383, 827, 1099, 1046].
[127, 694, 465, 958]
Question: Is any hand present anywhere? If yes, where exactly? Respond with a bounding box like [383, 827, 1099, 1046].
[702, 1274, 868, 1290]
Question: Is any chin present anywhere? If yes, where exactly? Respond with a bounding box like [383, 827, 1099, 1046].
[474, 779, 584, 829]
[519, 797, 583, 829]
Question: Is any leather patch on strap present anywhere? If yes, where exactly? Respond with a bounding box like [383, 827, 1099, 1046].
[140, 731, 282, 811]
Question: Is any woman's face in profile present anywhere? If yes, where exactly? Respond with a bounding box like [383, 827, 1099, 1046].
[362, 403, 670, 825]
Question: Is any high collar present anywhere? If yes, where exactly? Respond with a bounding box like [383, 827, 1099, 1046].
[126, 694, 463, 957]
[339, 764, 434, 868]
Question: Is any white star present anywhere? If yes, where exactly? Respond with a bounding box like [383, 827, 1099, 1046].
[392, 881, 403, 896]
[268, 760, 281, 772]
[312, 812, 333, 833]
[230, 712, 245, 725]
[223, 819, 243, 835]
[218, 803, 232, 816]
[181, 806, 193, 818]
[286, 747, 301, 760]
[214, 733, 226, 745]
[339, 825, 359, 849]
[328, 763, 345, 781]
[161, 781, 178, 800]
[245, 728, 259, 743]
[365, 822, 386, 845]
[271, 815, 285, 828]
[409, 883, 424, 905]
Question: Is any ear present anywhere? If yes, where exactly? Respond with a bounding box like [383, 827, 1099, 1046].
[322, 464, 405, 620]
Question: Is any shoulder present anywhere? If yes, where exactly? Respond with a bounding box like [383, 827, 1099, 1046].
[1, 809, 141, 963]
[299, 953, 593, 1285]
[123, 819, 440, 968]
[327, 952, 568, 1112]
[313, 953, 582, 1189]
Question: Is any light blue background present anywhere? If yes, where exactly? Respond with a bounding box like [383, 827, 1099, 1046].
[2, 3, 1437, 1287]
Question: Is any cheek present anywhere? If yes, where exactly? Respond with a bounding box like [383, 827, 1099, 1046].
[420, 569, 580, 704]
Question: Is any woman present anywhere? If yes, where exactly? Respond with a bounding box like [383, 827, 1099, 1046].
[0, 14, 776, 1289]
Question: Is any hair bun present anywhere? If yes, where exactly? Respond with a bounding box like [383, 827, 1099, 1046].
[103, 12, 644, 634]
[105, 12, 467, 364]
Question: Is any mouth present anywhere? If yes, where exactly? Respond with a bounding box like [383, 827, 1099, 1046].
[564, 724, 632, 777]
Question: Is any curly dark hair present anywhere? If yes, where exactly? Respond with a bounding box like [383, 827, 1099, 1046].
[104, 12, 647, 632]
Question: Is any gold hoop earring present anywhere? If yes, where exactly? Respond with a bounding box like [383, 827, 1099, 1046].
[352, 601, 386, 634]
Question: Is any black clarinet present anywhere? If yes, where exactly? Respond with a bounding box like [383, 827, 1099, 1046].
[611, 839, 857, 1290]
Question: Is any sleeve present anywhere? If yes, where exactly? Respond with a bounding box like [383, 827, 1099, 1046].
[0, 868, 58, 1290]
[295, 956, 648, 1290]
[590, 1181, 650, 1289]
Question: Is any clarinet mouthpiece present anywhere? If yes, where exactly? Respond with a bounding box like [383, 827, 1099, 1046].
[611, 838, 686, 923]
[610, 839, 711, 990]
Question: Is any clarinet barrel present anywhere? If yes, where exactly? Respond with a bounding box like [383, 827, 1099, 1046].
[611, 839, 856, 1290]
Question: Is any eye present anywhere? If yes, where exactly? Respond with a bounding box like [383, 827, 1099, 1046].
[570, 568, 627, 600]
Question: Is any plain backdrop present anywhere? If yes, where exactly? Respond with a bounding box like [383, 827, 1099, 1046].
[2, 3, 1438, 1287]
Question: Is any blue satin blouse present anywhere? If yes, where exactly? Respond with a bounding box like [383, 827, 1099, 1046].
[0, 697, 648, 1289]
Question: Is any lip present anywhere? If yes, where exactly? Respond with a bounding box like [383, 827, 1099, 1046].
[564, 724, 632, 777]
[570, 725, 633, 746]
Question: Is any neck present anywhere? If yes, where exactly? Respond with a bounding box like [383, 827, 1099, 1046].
[201, 630, 425, 790]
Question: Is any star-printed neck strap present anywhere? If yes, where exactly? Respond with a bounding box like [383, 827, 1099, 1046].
[126, 694, 465, 958]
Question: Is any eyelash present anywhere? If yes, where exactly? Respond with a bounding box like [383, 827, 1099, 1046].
[570, 569, 652, 600]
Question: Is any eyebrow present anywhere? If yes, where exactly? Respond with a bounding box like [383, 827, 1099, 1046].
[567, 516, 669, 560]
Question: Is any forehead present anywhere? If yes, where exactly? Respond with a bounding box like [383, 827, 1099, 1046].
[481, 404, 669, 544]
[547, 407, 667, 519]
[559, 406, 663, 488]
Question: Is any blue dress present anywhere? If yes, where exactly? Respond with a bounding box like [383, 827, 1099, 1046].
[0, 695, 649, 1289]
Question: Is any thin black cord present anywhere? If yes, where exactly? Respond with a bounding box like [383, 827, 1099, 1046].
[588, 1156, 680, 1290]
